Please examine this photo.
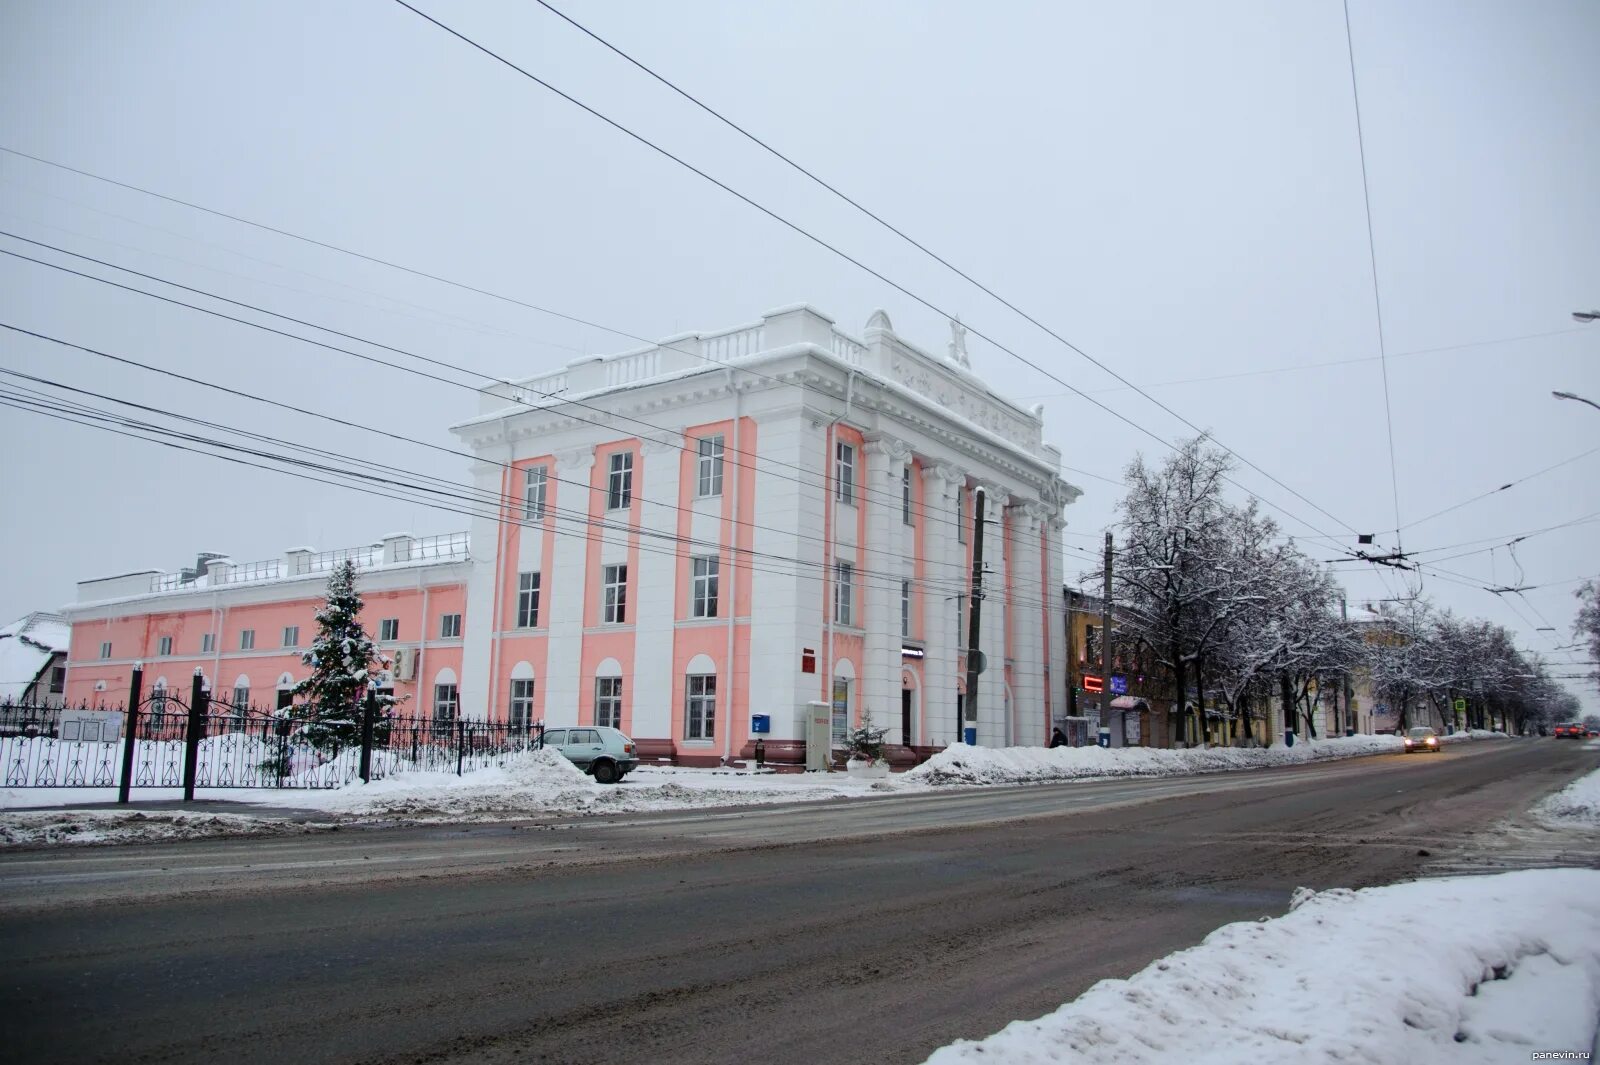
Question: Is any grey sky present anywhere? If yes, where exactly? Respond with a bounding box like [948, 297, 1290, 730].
[1, 1, 1595, 711]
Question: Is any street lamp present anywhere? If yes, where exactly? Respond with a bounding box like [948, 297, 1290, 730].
[1552, 391, 1600, 412]
[1573, 310, 1600, 323]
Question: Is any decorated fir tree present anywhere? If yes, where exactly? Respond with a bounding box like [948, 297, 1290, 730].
[285, 560, 389, 750]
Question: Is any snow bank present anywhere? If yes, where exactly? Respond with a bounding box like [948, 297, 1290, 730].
[289, 751, 902, 820]
[923, 869, 1600, 1065]
[908, 731, 1510, 787]
[0, 809, 330, 848]
[1536, 766, 1600, 828]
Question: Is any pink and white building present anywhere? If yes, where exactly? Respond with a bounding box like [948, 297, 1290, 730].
[60, 304, 1080, 766]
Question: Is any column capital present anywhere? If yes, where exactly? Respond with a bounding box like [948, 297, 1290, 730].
[863, 434, 912, 463]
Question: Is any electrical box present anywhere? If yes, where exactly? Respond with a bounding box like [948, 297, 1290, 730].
[804, 700, 831, 772]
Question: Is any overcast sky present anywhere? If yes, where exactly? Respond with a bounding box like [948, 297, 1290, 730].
[1, 0, 1595, 712]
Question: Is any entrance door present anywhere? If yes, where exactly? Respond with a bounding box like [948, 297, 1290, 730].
[901, 688, 912, 747]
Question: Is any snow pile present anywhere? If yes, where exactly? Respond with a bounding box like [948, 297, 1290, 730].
[923, 869, 1600, 1065]
[1536, 767, 1600, 828]
[295, 754, 906, 820]
[907, 734, 1406, 786]
[0, 809, 330, 848]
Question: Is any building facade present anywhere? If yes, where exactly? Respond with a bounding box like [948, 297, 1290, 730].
[62, 535, 469, 715]
[452, 304, 1078, 765]
[60, 304, 1080, 766]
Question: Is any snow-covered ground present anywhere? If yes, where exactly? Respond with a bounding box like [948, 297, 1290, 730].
[0, 809, 333, 847]
[922, 869, 1600, 1065]
[0, 730, 1516, 845]
[1535, 761, 1600, 828]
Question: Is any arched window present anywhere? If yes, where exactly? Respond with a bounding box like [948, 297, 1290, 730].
[831, 659, 856, 747]
[232, 675, 251, 712]
[594, 657, 623, 729]
[509, 661, 536, 731]
[432, 667, 459, 725]
[684, 653, 716, 741]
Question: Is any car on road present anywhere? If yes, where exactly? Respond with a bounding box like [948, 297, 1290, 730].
[1552, 724, 1585, 739]
[540, 725, 639, 783]
[1402, 726, 1440, 753]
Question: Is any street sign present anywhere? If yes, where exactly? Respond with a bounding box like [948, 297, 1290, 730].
[1082, 673, 1104, 693]
[1453, 698, 1467, 713]
[1110, 675, 1128, 695]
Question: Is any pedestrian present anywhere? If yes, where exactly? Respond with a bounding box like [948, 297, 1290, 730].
[1049, 726, 1068, 749]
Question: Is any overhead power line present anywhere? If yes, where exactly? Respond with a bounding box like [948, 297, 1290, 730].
[388, 1, 1365, 548]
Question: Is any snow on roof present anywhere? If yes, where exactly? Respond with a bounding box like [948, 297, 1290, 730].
[0, 612, 67, 703]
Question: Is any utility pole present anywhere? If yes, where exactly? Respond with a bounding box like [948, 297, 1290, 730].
[963, 487, 986, 745]
[1340, 597, 1353, 736]
[1099, 531, 1113, 748]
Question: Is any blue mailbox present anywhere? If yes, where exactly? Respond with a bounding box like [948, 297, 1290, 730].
[750, 714, 771, 734]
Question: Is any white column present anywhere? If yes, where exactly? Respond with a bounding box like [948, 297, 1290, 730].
[459, 457, 506, 720]
[1045, 512, 1068, 737]
[749, 408, 819, 742]
[1010, 503, 1046, 745]
[543, 446, 594, 728]
[921, 463, 962, 746]
[861, 436, 907, 743]
[631, 435, 682, 740]
[978, 488, 1009, 747]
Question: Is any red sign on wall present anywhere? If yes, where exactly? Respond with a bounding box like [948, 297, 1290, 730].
[1082, 673, 1104, 693]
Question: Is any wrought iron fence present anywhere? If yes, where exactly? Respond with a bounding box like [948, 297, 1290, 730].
[1, 697, 546, 791]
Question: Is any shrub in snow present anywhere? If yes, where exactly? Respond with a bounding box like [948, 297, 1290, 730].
[843, 707, 890, 765]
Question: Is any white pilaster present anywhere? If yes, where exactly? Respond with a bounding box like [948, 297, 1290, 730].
[861, 437, 908, 742]
[1045, 513, 1068, 735]
[1010, 503, 1046, 745]
[632, 435, 681, 739]
[978, 489, 1009, 746]
[459, 458, 506, 720]
[922, 463, 962, 745]
[543, 446, 594, 727]
[749, 408, 818, 741]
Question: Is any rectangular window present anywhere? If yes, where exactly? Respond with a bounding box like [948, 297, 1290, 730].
[99, 641, 111, 660]
[516, 572, 541, 628]
[835, 442, 855, 505]
[509, 678, 535, 731]
[603, 564, 628, 624]
[901, 580, 912, 639]
[595, 676, 622, 729]
[696, 435, 725, 497]
[691, 556, 719, 618]
[379, 618, 399, 642]
[833, 561, 854, 626]
[433, 683, 459, 724]
[240, 629, 255, 651]
[158, 636, 172, 657]
[607, 451, 633, 510]
[440, 613, 462, 639]
[902, 467, 913, 524]
[957, 488, 967, 543]
[282, 626, 299, 648]
[685, 674, 716, 740]
[233, 684, 250, 710]
[201, 633, 215, 654]
[50, 666, 65, 694]
[523, 464, 548, 520]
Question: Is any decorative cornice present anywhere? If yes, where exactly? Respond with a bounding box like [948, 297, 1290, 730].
[555, 446, 596, 473]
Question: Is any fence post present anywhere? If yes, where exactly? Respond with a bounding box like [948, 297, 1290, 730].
[117, 664, 144, 804]
[359, 686, 376, 783]
[457, 718, 465, 776]
[182, 669, 207, 802]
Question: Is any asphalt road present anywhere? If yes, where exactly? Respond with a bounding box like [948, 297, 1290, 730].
[1, 739, 1595, 1065]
